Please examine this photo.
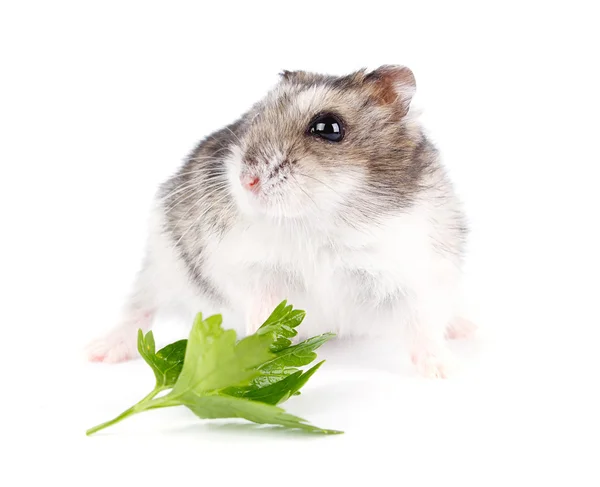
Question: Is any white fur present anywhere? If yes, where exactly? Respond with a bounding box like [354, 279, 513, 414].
[89, 156, 465, 377]
[88, 77, 468, 377]
[136, 197, 461, 338]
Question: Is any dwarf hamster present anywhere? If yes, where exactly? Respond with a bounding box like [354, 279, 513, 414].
[87, 65, 474, 378]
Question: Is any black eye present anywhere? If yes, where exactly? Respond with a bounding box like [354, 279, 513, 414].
[308, 114, 344, 142]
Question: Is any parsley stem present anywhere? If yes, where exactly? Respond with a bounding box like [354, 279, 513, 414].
[86, 387, 165, 436]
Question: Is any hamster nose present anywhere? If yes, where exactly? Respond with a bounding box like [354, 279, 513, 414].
[240, 174, 260, 191]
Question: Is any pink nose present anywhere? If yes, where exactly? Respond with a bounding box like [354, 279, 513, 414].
[241, 174, 260, 191]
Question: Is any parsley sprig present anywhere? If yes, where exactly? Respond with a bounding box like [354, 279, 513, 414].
[86, 301, 340, 435]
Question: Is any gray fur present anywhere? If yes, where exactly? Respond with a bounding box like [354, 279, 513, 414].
[158, 67, 467, 294]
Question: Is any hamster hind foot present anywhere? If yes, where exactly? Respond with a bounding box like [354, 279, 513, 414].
[86, 310, 154, 363]
[445, 317, 477, 340]
[410, 344, 456, 379]
[409, 317, 476, 378]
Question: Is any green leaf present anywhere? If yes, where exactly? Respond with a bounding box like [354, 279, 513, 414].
[181, 394, 341, 434]
[220, 332, 333, 406]
[168, 313, 275, 397]
[87, 302, 342, 436]
[259, 300, 292, 328]
[250, 368, 299, 388]
[223, 370, 302, 403]
[219, 331, 334, 407]
[137, 330, 187, 389]
[258, 301, 306, 352]
[224, 361, 326, 405]
[260, 333, 335, 371]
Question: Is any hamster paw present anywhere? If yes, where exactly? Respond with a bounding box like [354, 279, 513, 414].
[86, 330, 139, 363]
[410, 347, 455, 379]
[87, 311, 154, 363]
[445, 317, 477, 340]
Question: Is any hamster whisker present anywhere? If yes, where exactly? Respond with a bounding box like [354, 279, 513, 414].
[175, 164, 232, 179]
[164, 180, 230, 213]
[166, 186, 231, 224]
[186, 156, 236, 170]
[187, 154, 222, 162]
[295, 172, 346, 200]
[290, 175, 321, 217]
[177, 154, 236, 171]
[169, 160, 236, 183]
[182, 160, 231, 172]
[222, 127, 245, 148]
[164, 186, 220, 215]
[172, 191, 233, 248]
[287, 186, 314, 240]
[159, 167, 227, 198]
[161, 179, 212, 203]
[294, 173, 365, 234]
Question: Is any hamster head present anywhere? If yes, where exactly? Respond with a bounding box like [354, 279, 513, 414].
[226, 65, 425, 222]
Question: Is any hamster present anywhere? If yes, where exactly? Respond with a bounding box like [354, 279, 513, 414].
[87, 65, 475, 378]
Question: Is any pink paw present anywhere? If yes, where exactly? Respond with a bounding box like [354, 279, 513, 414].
[86, 332, 139, 363]
[87, 311, 154, 363]
[445, 317, 477, 340]
[411, 349, 455, 379]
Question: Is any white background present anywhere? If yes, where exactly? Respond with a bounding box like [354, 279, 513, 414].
[1, 1, 599, 485]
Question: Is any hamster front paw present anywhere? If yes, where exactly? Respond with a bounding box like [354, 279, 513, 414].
[86, 332, 139, 363]
[86, 311, 154, 363]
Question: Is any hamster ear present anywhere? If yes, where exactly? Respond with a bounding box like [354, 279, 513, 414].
[279, 70, 295, 79]
[279, 70, 305, 81]
[364, 65, 416, 115]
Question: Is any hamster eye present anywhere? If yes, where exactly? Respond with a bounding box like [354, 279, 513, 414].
[307, 114, 344, 142]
